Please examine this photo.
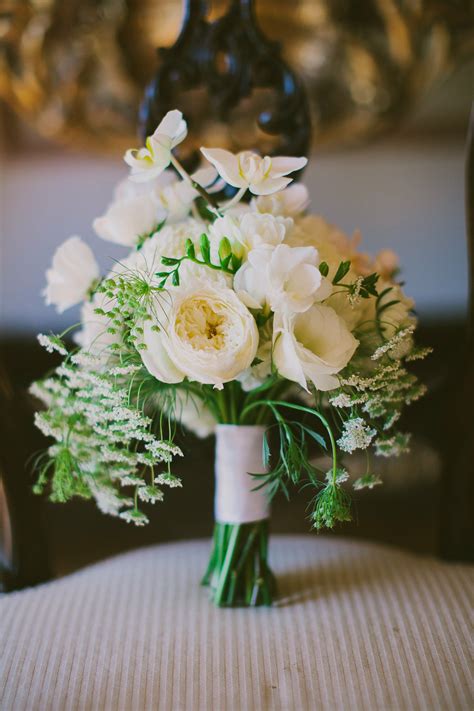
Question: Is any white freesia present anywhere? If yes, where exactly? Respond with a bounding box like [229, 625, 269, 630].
[201, 148, 307, 195]
[43, 236, 99, 313]
[252, 183, 309, 217]
[235, 243, 332, 313]
[140, 282, 258, 389]
[124, 110, 187, 182]
[273, 305, 359, 391]
[210, 212, 290, 261]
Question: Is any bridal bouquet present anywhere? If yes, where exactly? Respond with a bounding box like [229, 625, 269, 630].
[32, 110, 429, 606]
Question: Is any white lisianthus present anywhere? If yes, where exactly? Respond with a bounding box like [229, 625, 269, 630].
[201, 148, 307, 195]
[124, 110, 187, 182]
[235, 243, 332, 313]
[210, 212, 290, 261]
[273, 305, 359, 391]
[43, 236, 99, 313]
[251, 183, 309, 217]
[140, 282, 258, 389]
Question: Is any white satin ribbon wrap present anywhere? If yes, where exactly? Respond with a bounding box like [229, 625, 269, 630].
[214, 425, 270, 524]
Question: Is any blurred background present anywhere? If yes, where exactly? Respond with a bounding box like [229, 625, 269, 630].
[0, 0, 473, 585]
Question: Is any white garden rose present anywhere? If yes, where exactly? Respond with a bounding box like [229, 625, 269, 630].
[251, 183, 309, 217]
[43, 236, 99, 313]
[140, 281, 259, 388]
[273, 304, 359, 391]
[234, 243, 332, 314]
[210, 211, 290, 261]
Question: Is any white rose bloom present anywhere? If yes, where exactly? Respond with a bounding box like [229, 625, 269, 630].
[273, 305, 359, 391]
[251, 183, 309, 217]
[43, 236, 99, 313]
[124, 109, 187, 182]
[141, 282, 259, 389]
[210, 212, 290, 261]
[93, 173, 175, 247]
[234, 243, 332, 313]
[201, 148, 307, 195]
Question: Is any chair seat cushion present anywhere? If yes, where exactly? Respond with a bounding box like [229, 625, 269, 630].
[1, 535, 472, 710]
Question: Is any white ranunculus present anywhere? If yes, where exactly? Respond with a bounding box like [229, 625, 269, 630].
[273, 305, 359, 391]
[200, 148, 307, 195]
[43, 236, 99, 313]
[140, 282, 259, 388]
[210, 212, 290, 261]
[234, 243, 332, 314]
[251, 183, 309, 217]
[124, 110, 187, 182]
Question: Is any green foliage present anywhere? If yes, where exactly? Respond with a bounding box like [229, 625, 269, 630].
[156, 233, 242, 288]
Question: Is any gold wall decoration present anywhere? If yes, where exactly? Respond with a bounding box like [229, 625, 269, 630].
[0, 1, 472, 153]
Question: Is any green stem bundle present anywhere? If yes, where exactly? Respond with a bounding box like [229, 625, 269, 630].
[202, 520, 275, 607]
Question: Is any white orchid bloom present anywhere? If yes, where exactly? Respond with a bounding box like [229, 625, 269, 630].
[235, 243, 332, 314]
[200, 147, 307, 195]
[44, 236, 100, 313]
[251, 183, 309, 217]
[124, 110, 187, 182]
[273, 305, 359, 392]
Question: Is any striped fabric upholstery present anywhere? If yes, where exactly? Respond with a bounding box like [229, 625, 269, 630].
[1, 536, 472, 710]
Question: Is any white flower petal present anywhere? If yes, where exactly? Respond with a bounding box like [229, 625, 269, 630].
[200, 147, 246, 188]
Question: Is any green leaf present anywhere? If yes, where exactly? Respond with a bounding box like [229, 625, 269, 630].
[333, 260, 351, 284]
[218, 237, 232, 261]
[319, 261, 329, 277]
[200, 233, 211, 264]
[185, 238, 196, 259]
[230, 254, 242, 272]
[172, 270, 180, 286]
[161, 256, 179, 266]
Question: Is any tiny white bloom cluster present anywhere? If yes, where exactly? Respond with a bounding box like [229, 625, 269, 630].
[337, 418, 377, 453]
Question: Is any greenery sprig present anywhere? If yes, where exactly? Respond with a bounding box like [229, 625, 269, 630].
[156, 234, 242, 287]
